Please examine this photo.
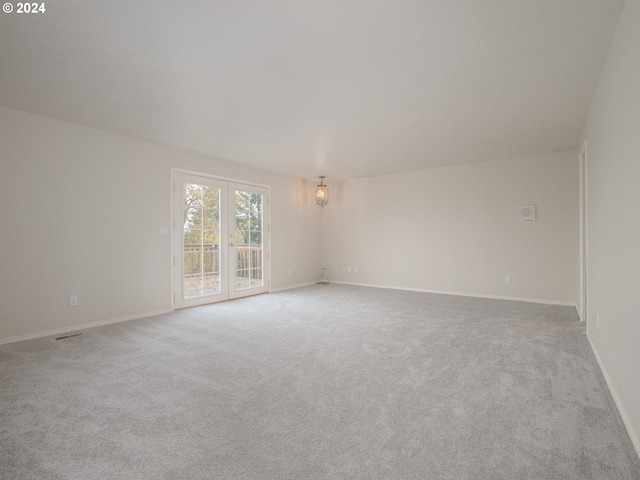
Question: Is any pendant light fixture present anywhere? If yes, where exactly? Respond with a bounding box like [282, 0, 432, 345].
[316, 176, 329, 207]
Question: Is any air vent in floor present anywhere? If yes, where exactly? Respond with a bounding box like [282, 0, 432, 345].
[54, 332, 86, 341]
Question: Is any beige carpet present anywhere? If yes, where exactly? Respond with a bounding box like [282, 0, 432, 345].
[1, 284, 639, 479]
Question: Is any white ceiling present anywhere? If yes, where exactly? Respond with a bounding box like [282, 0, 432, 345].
[0, 1, 625, 179]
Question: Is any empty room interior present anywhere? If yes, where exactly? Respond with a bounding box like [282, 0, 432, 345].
[1, 1, 639, 479]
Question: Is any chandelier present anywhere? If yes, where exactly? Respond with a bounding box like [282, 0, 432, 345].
[316, 176, 329, 207]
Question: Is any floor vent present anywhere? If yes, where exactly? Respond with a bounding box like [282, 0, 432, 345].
[55, 332, 86, 341]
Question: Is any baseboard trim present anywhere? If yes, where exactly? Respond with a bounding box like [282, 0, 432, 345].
[587, 334, 640, 460]
[1, 283, 322, 345]
[271, 281, 317, 293]
[0, 309, 172, 346]
[331, 281, 577, 307]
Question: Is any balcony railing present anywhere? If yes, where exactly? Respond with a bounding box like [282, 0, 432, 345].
[183, 244, 262, 276]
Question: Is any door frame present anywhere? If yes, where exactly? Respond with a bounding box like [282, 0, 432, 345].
[579, 141, 589, 325]
[170, 167, 271, 310]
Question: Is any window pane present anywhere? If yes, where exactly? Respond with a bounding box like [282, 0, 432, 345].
[184, 183, 203, 229]
[249, 231, 262, 246]
[250, 248, 263, 269]
[250, 193, 263, 208]
[235, 230, 248, 245]
[184, 251, 202, 275]
[184, 274, 203, 298]
[250, 268, 263, 286]
[250, 216, 262, 231]
[203, 250, 216, 274]
[204, 273, 220, 295]
[250, 193, 263, 230]
[236, 248, 249, 270]
[236, 213, 246, 230]
[203, 208, 219, 230]
[203, 230, 219, 247]
[236, 269, 250, 290]
[236, 192, 249, 227]
[203, 186, 219, 209]
[184, 229, 202, 248]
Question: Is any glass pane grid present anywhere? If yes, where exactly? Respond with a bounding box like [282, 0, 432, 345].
[183, 182, 222, 300]
[234, 189, 264, 291]
[184, 274, 204, 298]
[183, 183, 266, 299]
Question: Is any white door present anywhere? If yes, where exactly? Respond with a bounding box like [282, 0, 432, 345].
[173, 173, 270, 309]
[229, 183, 269, 299]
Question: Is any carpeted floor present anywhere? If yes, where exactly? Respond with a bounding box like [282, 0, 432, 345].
[1, 284, 639, 479]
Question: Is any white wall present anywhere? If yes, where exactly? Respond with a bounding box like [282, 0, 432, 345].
[0, 106, 321, 341]
[322, 152, 579, 304]
[579, 0, 640, 454]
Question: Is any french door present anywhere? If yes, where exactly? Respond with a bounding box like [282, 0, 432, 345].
[172, 172, 270, 309]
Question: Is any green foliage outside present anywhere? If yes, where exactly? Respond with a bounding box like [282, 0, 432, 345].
[182, 184, 264, 278]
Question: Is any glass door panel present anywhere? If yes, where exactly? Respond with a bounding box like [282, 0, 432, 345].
[229, 184, 268, 299]
[174, 174, 228, 308]
[183, 182, 221, 298]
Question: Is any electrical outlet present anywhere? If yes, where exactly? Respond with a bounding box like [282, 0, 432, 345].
[159, 226, 169, 236]
[348, 266, 351, 273]
[287, 268, 292, 275]
[342, 266, 346, 273]
[69, 295, 78, 307]
[354, 266, 358, 273]
[505, 275, 511, 283]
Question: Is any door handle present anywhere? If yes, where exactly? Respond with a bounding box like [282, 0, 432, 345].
[229, 243, 235, 247]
